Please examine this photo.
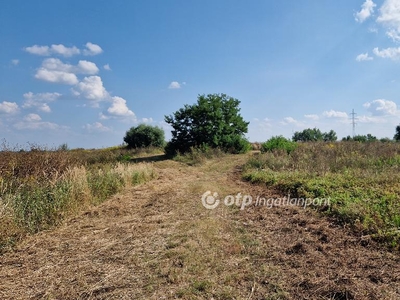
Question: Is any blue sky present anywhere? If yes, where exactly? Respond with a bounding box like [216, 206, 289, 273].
[1, 0, 400, 148]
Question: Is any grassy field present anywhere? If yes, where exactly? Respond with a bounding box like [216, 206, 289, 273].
[0, 144, 161, 253]
[243, 141, 400, 249]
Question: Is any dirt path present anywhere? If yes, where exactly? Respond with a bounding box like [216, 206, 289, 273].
[0, 155, 399, 299]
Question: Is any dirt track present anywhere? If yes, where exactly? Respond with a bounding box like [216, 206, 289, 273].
[0, 155, 399, 299]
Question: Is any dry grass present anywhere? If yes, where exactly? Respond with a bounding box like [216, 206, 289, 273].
[0, 152, 399, 299]
[0, 144, 158, 253]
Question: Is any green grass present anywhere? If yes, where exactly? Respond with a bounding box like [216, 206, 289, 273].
[243, 141, 400, 249]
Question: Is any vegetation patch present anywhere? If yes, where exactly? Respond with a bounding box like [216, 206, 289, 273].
[0, 144, 157, 254]
[243, 141, 400, 249]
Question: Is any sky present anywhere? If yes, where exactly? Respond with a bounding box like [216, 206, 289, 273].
[1, 0, 400, 149]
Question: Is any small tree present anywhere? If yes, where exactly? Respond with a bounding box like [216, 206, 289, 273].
[323, 130, 337, 142]
[164, 93, 250, 155]
[124, 124, 165, 148]
[394, 125, 400, 141]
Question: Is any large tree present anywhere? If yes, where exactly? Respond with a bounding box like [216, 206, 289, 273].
[164, 93, 250, 154]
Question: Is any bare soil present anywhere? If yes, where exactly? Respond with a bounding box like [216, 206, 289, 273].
[0, 154, 399, 299]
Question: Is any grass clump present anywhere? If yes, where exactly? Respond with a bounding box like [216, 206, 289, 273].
[243, 141, 400, 249]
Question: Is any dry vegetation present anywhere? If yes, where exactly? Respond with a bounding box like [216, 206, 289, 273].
[244, 141, 400, 249]
[0, 142, 160, 253]
[0, 143, 399, 299]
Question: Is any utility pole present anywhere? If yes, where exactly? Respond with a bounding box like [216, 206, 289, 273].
[350, 109, 357, 138]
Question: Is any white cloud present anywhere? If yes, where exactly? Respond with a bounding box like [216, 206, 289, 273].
[40, 58, 99, 75]
[373, 47, 400, 60]
[304, 114, 319, 120]
[356, 52, 374, 61]
[14, 121, 62, 130]
[25, 44, 80, 57]
[50, 44, 80, 57]
[283, 117, 297, 124]
[83, 42, 103, 56]
[363, 99, 398, 115]
[103, 64, 111, 71]
[322, 110, 348, 118]
[23, 113, 42, 122]
[35, 68, 79, 85]
[24, 45, 50, 56]
[355, 0, 376, 23]
[168, 81, 181, 89]
[75, 76, 108, 102]
[281, 117, 304, 127]
[11, 59, 19, 66]
[107, 96, 136, 119]
[25, 42, 102, 57]
[22, 92, 61, 112]
[83, 122, 111, 132]
[357, 115, 389, 123]
[0, 101, 19, 114]
[140, 117, 153, 123]
[377, 0, 400, 42]
[76, 60, 99, 75]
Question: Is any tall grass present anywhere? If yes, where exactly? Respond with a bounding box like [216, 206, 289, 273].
[243, 141, 400, 249]
[0, 143, 158, 254]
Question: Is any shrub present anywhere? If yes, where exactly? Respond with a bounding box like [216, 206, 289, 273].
[261, 136, 297, 154]
[124, 124, 165, 149]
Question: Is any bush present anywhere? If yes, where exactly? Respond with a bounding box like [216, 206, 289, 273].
[261, 136, 297, 154]
[124, 124, 165, 149]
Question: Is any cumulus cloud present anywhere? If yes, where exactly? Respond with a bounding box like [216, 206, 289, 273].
[281, 117, 304, 127]
[25, 44, 80, 57]
[11, 59, 19, 66]
[83, 42, 103, 56]
[363, 99, 398, 115]
[377, 0, 400, 42]
[0, 101, 19, 114]
[76, 60, 99, 74]
[373, 47, 400, 60]
[39, 58, 99, 75]
[23, 113, 42, 122]
[75, 76, 108, 103]
[22, 92, 61, 113]
[50, 44, 80, 57]
[35, 68, 79, 85]
[83, 122, 111, 132]
[355, 0, 377, 23]
[25, 42, 103, 57]
[24, 45, 50, 56]
[356, 52, 374, 61]
[168, 81, 182, 89]
[103, 64, 111, 71]
[322, 110, 348, 118]
[107, 96, 136, 119]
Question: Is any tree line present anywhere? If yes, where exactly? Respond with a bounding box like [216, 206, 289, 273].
[123, 93, 400, 154]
